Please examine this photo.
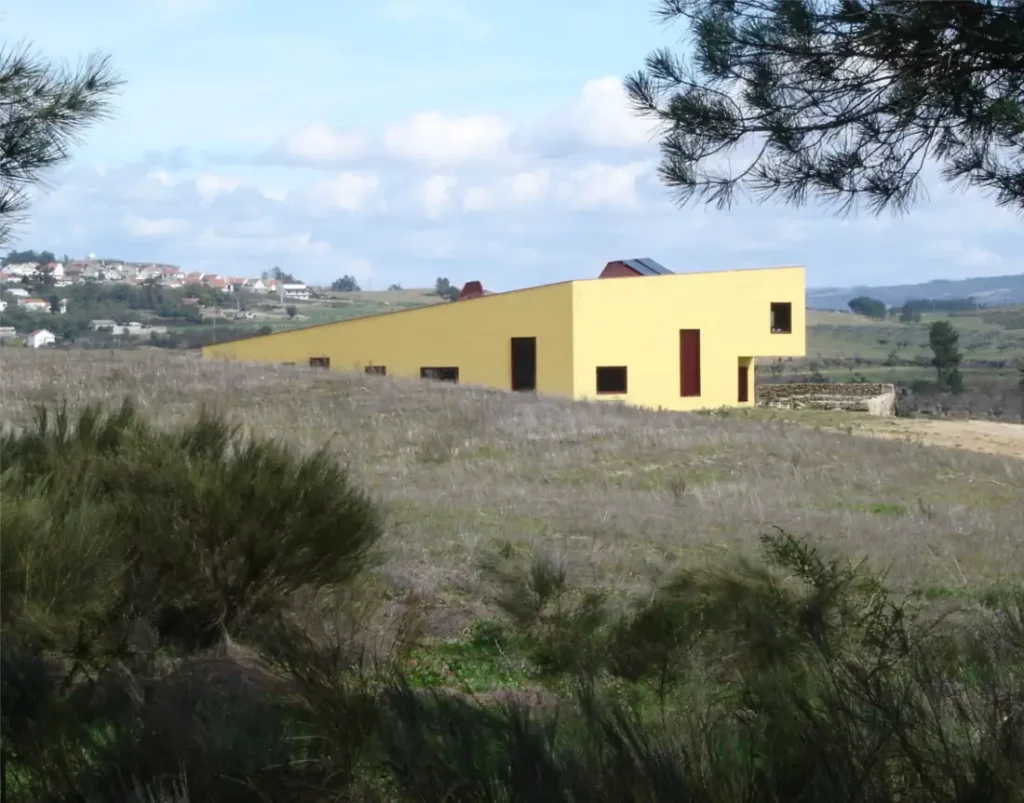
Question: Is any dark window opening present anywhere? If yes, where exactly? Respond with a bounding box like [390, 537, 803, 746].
[511, 337, 537, 391]
[596, 366, 627, 394]
[738, 361, 750, 403]
[283, 362, 295, 367]
[421, 367, 459, 383]
[680, 329, 701, 397]
[309, 357, 330, 369]
[365, 365, 386, 375]
[771, 302, 792, 334]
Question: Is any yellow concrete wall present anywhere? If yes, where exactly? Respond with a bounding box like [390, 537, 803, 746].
[203, 282, 576, 397]
[570, 266, 806, 411]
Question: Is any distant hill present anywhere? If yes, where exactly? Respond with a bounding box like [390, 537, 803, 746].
[806, 273, 1024, 310]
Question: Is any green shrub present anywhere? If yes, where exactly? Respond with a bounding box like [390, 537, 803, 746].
[0, 400, 384, 800]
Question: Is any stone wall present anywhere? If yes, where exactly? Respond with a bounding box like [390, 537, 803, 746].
[757, 383, 897, 416]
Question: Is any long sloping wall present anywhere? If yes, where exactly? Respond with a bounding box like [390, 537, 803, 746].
[757, 383, 897, 416]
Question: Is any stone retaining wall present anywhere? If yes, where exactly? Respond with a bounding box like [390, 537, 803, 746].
[757, 383, 897, 416]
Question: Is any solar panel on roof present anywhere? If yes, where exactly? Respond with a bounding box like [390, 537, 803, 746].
[621, 258, 673, 276]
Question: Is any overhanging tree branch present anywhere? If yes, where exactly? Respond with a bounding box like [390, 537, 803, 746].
[0, 42, 123, 245]
[627, 0, 1024, 216]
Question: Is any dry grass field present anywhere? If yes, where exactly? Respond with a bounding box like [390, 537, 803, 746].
[3, 349, 1022, 637]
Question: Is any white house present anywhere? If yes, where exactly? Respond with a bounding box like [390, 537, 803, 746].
[7, 287, 28, 298]
[244, 278, 268, 293]
[26, 329, 56, 348]
[282, 282, 310, 301]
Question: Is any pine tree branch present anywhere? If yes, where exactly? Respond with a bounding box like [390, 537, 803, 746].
[0, 43, 123, 245]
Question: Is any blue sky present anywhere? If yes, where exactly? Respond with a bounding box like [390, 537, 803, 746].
[7, 0, 1022, 290]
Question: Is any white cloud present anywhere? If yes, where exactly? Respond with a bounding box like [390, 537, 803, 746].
[301, 172, 381, 212]
[518, 76, 657, 156]
[420, 175, 458, 219]
[385, 111, 511, 167]
[462, 186, 495, 212]
[510, 169, 550, 203]
[571, 77, 654, 149]
[460, 169, 549, 214]
[196, 228, 330, 255]
[558, 162, 648, 211]
[122, 214, 191, 237]
[276, 123, 367, 165]
[195, 172, 241, 202]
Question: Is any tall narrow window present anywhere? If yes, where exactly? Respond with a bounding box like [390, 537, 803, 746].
[738, 360, 750, 403]
[309, 357, 330, 369]
[771, 302, 792, 333]
[596, 366, 627, 394]
[680, 329, 701, 397]
[420, 367, 459, 382]
[511, 337, 537, 391]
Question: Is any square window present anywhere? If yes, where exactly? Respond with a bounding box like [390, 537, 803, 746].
[596, 366, 627, 394]
[771, 302, 792, 334]
[420, 367, 459, 382]
[365, 365, 386, 375]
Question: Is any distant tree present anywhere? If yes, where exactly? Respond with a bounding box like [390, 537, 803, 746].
[48, 294, 60, 314]
[271, 266, 298, 284]
[285, 305, 297, 319]
[898, 303, 922, 324]
[1, 45, 123, 246]
[848, 296, 887, 320]
[903, 297, 980, 314]
[387, 283, 402, 291]
[258, 325, 273, 336]
[4, 249, 56, 265]
[330, 275, 360, 292]
[434, 277, 459, 302]
[928, 320, 962, 391]
[625, 0, 1024, 217]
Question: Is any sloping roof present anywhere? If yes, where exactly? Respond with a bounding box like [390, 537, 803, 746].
[620, 258, 673, 276]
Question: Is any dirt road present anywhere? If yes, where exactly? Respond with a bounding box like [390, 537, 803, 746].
[855, 417, 1024, 460]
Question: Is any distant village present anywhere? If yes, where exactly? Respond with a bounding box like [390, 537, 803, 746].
[0, 255, 313, 348]
[0, 256, 311, 297]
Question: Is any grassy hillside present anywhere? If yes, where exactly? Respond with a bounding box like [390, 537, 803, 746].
[803, 305, 1024, 363]
[3, 350, 1021, 636]
[806, 272, 1024, 309]
[4, 350, 1023, 800]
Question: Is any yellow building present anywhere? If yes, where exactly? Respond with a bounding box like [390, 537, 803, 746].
[202, 260, 806, 411]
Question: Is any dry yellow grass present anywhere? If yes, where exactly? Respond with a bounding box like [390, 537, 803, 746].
[3, 349, 1022, 636]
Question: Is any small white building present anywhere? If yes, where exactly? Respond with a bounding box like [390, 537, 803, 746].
[7, 287, 28, 298]
[25, 329, 56, 349]
[282, 283, 310, 301]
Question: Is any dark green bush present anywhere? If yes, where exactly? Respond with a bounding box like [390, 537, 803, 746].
[0, 400, 384, 801]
